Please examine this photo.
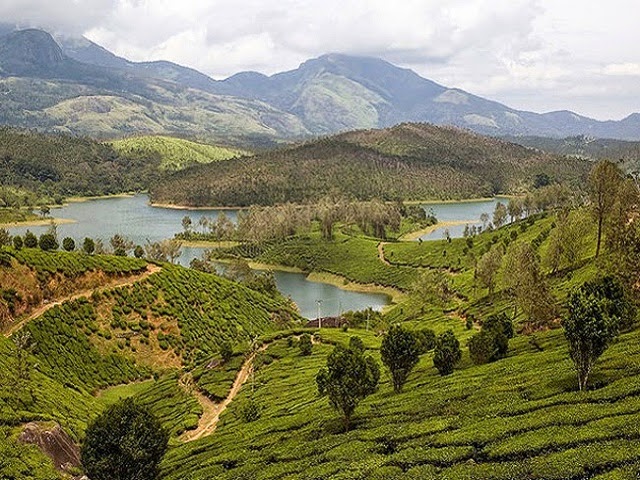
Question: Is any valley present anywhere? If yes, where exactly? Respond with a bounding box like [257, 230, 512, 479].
[1, 12, 640, 480]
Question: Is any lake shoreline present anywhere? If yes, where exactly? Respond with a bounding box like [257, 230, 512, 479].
[214, 258, 400, 307]
[400, 220, 476, 241]
[150, 202, 245, 211]
[150, 195, 512, 211]
[0, 217, 76, 228]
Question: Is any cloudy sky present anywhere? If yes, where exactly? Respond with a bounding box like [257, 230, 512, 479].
[2, 0, 639, 120]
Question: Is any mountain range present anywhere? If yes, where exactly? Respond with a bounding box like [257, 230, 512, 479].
[1, 25, 639, 142]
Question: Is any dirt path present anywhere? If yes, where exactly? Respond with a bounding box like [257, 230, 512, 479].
[3, 264, 161, 337]
[181, 344, 268, 442]
[377, 242, 391, 266]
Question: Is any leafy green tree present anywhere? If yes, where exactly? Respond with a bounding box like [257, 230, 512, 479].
[581, 276, 636, 331]
[433, 330, 461, 376]
[316, 339, 380, 430]
[23, 230, 37, 248]
[483, 313, 515, 340]
[110, 234, 134, 256]
[468, 329, 499, 365]
[81, 398, 169, 480]
[476, 245, 503, 295]
[38, 233, 58, 251]
[545, 210, 590, 273]
[133, 245, 144, 258]
[62, 237, 75, 252]
[299, 333, 313, 356]
[413, 329, 436, 354]
[83, 237, 95, 255]
[501, 242, 556, 329]
[0, 228, 10, 246]
[588, 160, 624, 257]
[563, 285, 621, 390]
[219, 341, 233, 363]
[380, 325, 420, 393]
[493, 202, 508, 228]
[12, 235, 22, 250]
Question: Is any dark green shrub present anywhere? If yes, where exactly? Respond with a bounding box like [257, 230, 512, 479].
[81, 398, 168, 480]
[433, 330, 461, 376]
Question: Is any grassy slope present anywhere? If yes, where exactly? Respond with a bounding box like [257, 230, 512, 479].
[163, 327, 640, 480]
[110, 135, 249, 172]
[0, 250, 304, 478]
[151, 123, 590, 207]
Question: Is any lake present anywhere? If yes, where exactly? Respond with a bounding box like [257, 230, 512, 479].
[7, 195, 504, 317]
[418, 198, 503, 241]
[6, 195, 389, 318]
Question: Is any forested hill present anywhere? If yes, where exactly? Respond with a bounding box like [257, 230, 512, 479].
[0, 128, 160, 202]
[150, 123, 592, 207]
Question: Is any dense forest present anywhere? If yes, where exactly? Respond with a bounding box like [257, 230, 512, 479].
[151, 123, 591, 207]
[0, 127, 160, 205]
[504, 134, 640, 174]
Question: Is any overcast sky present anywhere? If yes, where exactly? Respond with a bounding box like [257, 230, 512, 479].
[2, 0, 639, 120]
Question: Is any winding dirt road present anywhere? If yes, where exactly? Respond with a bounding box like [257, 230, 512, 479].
[377, 242, 391, 266]
[3, 264, 161, 337]
[181, 344, 268, 442]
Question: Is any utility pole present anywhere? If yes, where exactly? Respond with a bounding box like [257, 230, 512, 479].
[316, 299, 323, 329]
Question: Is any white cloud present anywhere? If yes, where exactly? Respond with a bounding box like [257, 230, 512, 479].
[603, 63, 640, 76]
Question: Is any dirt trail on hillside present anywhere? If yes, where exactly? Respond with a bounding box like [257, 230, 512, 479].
[181, 344, 269, 442]
[3, 264, 161, 337]
[377, 242, 391, 266]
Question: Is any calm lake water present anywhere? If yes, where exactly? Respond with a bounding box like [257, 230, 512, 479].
[7, 195, 504, 318]
[418, 198, 503, 241]
[7, 195, 389, 318]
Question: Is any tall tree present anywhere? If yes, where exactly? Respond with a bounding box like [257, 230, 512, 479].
[316, 340, 380, 430]
[433, 330, 461, 376]
[380, 325, 420, 393]
[501, 242, 556, 329]
[563, 285, 621, 390]
[476, 245, 503, 295]
[493, 202, 508, 228]
[82, 398, 169, 480]
[588, 160, 624, 257]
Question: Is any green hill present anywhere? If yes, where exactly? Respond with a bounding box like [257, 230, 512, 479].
[0, 248, 302, 477]
[0, 127, 161, 204]
[110, 136, 249, 172]
[151, 123, 592, 207]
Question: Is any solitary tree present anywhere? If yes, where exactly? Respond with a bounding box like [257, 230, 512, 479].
[563, 286, 621, 390]
[81, 398, 169, 480]
[433, 330, 461, 376]
[83, 237, 95, 255]
[181, 215, 193, 234]
[468, 314, 512, 365]
[24, 231, 37, 248]
[588, 160, 624, 257]
[219, 340, 233, 363]
[12, 235, 22, 250]
[316, 340, 380, 430]
[0, 228, 10, 247]
[476, 246, 503, 295]
[299, 333, 313, 356]
[62, 237, 75, 252]
[380, 325, 420, 393]
[38, 233, 58, 251]
[133, 245, 144, 258]
[501, 242, 556, 329]
[493, 202, 508, 228]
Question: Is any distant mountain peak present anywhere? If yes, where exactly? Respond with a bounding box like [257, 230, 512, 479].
[0, 29, 65, 75]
